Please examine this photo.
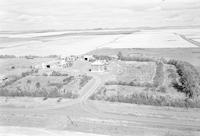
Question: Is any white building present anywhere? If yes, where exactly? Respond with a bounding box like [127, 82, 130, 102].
[90, 60, 107, 72]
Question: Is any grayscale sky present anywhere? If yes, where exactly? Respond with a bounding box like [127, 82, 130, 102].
[0, 0, 199, 31]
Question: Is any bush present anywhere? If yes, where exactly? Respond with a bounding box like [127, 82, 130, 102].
[79, 75, 92, 89]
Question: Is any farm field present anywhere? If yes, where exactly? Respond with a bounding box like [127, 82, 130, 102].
[0, 97, 200, 136]
[0, 28, 200, 56]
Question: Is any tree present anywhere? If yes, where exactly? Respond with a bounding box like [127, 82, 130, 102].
[35, 82, 41, 89]
[117, 51, 123, 60]
[27, 80, 32, 84]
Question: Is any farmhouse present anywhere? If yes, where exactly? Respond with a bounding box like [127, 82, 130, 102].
[90, 60, 107, 72]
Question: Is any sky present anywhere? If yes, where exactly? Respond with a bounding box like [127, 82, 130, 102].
[0, 0, 200, 31]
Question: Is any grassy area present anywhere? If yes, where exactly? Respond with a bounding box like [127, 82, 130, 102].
[107, 61, 155, 84]
[90, 54, 200, 108]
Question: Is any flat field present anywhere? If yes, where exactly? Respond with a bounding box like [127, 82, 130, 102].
[108, 61, 156, 83]
[0, 28, 200, 56]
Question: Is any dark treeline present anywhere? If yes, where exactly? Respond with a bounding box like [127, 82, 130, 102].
[166, 59, 200, 98]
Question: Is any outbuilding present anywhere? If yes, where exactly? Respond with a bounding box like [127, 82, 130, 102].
[83, 55, 95, 62]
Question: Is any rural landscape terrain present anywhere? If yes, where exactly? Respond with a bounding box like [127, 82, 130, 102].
[0, 27, 200, 136]
[1, 0, 200, 136]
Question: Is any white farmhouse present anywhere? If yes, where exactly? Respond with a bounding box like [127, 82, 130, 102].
[90, 60, 107, 72]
